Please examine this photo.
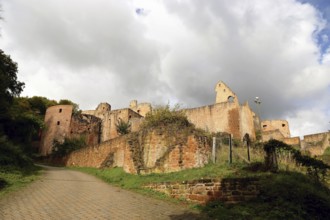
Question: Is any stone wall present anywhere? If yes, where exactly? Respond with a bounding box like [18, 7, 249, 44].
[65, 128, 211, 174]
[66, 136, 130, 169]
[69, 114, 102, 147]
[261, 120, 290, 138]
[144, 177, 259, 204]
[129, 100, 152, 117]
[83, 106, 143, 142]
[240, 103, 257, 140]
[215, 81, 238, 105]
[40, 105, 73, 156]
[302, 132, 330, 156]
[184, 102, 256, 140]
[262, 129, 285, 142]
[283, 137, 301, 146]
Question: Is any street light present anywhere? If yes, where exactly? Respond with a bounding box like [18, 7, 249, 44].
[254, 97, 262, 119]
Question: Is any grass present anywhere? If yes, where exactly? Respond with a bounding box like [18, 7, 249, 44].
[71, 162, 258, 206]
[202, 171, 330, 219]
[72, 162, 258, 188]
[0, 166, 42, 197]
[0, 137, 43, 197]
[72, 156, 330, 219]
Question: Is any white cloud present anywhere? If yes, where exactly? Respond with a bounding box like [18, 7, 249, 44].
[288, 108, 330, 138]
[1, 0, 330, 137]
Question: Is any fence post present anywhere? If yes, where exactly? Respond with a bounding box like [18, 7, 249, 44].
[229, 134, 232, 164]
[247, 141, 250, 162]
[212, 137, 216, 163]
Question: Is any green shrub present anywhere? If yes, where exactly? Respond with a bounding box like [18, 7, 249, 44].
[116, 118, 131, 135]
[202, 172, 330, 219]
[141, 105, 192, 130]
[0, 136, 33, 169]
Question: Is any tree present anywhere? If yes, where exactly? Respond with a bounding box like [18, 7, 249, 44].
[59, 99, 80, 115]
[0, 49, 24, 133]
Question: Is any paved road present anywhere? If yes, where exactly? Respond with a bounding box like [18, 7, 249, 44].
[0, 165, 202, 220]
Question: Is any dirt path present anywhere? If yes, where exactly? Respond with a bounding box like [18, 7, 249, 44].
[0, 165, 202, 220]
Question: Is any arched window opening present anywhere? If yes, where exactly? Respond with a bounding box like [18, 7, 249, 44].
[59, 108, 62, 113]
[228, 96, 235, 103]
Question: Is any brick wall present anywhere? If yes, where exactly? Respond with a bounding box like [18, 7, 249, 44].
[144, 177, 259, 204]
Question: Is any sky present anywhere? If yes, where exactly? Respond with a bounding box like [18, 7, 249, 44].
[0, 0, 330, 138]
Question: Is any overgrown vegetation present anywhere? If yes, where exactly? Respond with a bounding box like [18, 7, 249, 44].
[202, 172, 330, 219]
[52, 137, 86, 157]
[115, 118, 131, 135]
[0, 136, 41, 196]
[141, 104, 192, 130]
[264, 139, 330, 181]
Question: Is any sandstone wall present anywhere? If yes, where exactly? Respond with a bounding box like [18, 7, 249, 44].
[129, 100, 152, 117]
[261, 120, 290, 138]
[184, 102, 255, 140]
[184, 103, 236, 136]
[144, 177, 259, 204]
[240, 103, 257, 140]
[66, 136, 129, 168]
[262, 130, 285, 142]
[102, 109, 143, 142]
[215, 81, 238, 105]
[83, 105, 143, 143]
[302, 132, 330, 156]
[65, 128, 211, 174]
[69, 114, 101, 146]
[283, 137, 300, 146]
[40, 105, 73, 156]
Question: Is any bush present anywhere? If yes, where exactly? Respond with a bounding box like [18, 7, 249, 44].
[116, 118, 131, 135]
[141, 105, 192, 130]
[202, 172, 330, 219]
[0, 136, 33, 169]
[52, 137, 86, 157]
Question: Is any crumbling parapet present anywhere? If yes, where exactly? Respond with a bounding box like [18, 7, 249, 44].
[129, 100, 152, 117]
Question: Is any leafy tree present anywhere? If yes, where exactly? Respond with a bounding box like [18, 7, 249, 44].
[0, 49, 24, 133]
[28, 96, 57, 115]
[59, 99, 80, 115]
[116, 118, 131, 135]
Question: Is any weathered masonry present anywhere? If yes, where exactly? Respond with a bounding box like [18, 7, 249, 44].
[40, 80, 305, 172]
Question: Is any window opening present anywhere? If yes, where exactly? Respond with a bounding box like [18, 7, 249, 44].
[228, 96, 235, 103]
[57, 121, 60, 125]
[59, 109, 62, 113]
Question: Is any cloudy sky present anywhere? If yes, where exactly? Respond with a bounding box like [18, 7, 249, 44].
[1, 0, 330, 138]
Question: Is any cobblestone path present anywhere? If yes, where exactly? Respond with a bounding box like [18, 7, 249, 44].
[0, 165, 202, 220]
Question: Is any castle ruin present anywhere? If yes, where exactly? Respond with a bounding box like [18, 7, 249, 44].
[40, 80, 326, 173]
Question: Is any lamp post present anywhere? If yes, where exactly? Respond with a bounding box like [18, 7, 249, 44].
[254, 97, 262, 119]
